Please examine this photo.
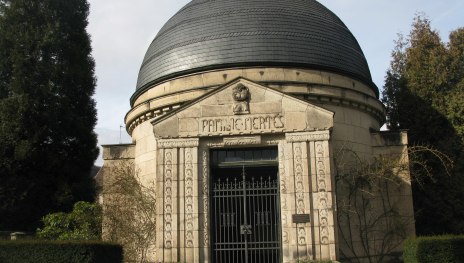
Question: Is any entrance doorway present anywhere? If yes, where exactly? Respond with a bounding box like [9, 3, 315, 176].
[210, 148, 281, 263]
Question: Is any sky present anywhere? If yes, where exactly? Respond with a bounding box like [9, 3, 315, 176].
[87, 0, 464, 166]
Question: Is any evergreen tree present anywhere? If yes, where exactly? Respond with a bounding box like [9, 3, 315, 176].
[445, 28, 464, 138]
[0, 0, 98, 231]
[382, 15, 464, 234]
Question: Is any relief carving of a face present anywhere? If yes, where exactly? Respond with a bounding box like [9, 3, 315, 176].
[232, 84, 250, 115]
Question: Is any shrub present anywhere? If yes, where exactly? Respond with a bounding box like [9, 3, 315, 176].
[37, 201, 102, 241]
[404, 235, 464, 263]
[295, 259, 335, 263]
[0, 240, 122, 263]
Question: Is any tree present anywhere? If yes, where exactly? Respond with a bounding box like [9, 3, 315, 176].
[0, 0, 98, 231]
[382, 15, 464, 235]
[102, 161, 157, 263]
[36, 201, 101, 241]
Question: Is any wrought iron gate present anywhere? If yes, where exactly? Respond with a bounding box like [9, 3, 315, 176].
[211, 165, 281, 263]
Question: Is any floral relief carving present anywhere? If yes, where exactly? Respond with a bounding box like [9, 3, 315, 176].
[185, 148, 194, 248]
[286, 131, 330, 142]
[223, 136, 261, 146]
[279, 143, 287, 211]
[315, 141, 330, 244]
[158, 139, 199, 149]
[298, 227, 307, 245]
[283, 231, 289, 244]
[164, 150, 173, 249]
[202, 149, 209, 246]
[294, 143, 305, 214]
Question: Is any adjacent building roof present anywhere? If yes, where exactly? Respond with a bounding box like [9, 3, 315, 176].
[133, 0, 377, 103]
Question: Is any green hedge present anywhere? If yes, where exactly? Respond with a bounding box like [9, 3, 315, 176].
[404, 235, 464, 263]
[296, 260, 335, 263]
[0, 240, 123, 263]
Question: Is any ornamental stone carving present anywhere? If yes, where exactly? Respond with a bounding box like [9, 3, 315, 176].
[158, 139, 199, 149]
[293, 143, 305, 214]
[185, 148, 194, 248]
[278, 142, 287, 196]
[315, 141, 330, 245]
[286, 131, 330, 142]
[164, 150, 174, 249]
[201, 149, 209, 246]
[232, 84, 250, 115]
[223, 136, 261, 146]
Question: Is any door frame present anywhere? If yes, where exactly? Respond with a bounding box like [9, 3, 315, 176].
[209, 147, 282, 263]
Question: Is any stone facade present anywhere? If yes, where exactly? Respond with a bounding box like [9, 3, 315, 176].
[98, 1, 416, 261]
[147, 79, 337, 262]
[101, 74, 415, 262]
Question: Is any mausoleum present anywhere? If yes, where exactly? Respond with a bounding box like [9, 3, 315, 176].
[100, 0, 415, 262]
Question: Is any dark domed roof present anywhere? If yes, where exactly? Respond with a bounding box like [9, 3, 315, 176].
[133, 0, 377, 102]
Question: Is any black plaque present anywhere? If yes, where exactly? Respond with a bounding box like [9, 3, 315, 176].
[292, 214, 311, 224]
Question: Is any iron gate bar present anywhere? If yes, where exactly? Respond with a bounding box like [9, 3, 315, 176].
[242, 166, 249, 263]
[211, 162, 281, 263]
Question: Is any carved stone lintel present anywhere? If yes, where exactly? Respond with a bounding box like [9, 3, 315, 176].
[286, 131, 330, 142]
[223, 136, 261, 146]
[158, 138, 199, 149]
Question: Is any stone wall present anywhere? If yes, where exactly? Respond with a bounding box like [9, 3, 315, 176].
[100, 68, 415, 262]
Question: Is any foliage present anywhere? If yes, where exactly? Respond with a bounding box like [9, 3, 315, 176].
[102, 161, 157, 263]
[295, 259, 335, 263]
[0, 0, 98, 231]
[403, 235, 464, 263]
[36, 201, 101, 241]
[0, 240, 123, 263]
[335, 145, 452, 263]
[296, 260, 335, 263]
[382, 14, 464, 235]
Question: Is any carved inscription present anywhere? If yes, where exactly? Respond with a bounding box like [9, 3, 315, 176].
[199, 114, 285, 135]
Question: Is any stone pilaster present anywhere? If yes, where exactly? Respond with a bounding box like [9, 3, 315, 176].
[199, 147, 210, 263]
[309, 138, 337, 260]
[283, 130, 336, 261]
[279, 141, 295, 262]
[157, 138, 200, 263]
[281, 136, 315, 263]
[156, 147, 178, 262]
